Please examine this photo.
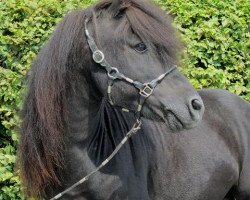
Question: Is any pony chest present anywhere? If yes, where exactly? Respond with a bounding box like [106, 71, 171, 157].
[148, 129, 239, 199]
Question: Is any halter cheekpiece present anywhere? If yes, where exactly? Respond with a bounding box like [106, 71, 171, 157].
[49, 18, 176, 200]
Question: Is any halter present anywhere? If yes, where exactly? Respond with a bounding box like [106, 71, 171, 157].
[49, 18, 176, 200]
[85, 18, 176, 119]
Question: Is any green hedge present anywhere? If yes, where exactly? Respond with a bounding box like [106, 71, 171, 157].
[157, 0, 250, 98]
[0, 0, 249, 199]
[0, 1, 94, 199]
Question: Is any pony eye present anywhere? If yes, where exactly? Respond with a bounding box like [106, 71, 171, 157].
[134, 42, 147, 53]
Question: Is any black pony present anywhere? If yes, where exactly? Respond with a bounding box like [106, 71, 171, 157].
[18, 0, 250, 199]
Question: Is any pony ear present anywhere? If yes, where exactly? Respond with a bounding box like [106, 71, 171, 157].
[109, 0, 131, 18]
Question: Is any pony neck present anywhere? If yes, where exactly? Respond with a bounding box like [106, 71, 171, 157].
[65, 74, 134, 147]
[87, 100, 135, 165]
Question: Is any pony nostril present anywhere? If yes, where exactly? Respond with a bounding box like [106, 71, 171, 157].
[191, 99, 203, 110]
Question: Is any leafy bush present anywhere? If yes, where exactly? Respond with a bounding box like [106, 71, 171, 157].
[0, 0, 94, 199]
[156, 0, 250, 100]
[0, 0, 249, 199]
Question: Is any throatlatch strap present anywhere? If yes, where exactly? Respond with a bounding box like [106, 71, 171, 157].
[107, 79, 114, 105]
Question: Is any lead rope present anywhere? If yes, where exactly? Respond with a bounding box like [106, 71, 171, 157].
[49, 120, 141, 200]
[49, 18, 176, 200]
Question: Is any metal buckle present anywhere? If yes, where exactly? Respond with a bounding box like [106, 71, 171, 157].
[108, 67, 119, 79]
[139, 84, 153, 97]
[93, 50, 104, 63]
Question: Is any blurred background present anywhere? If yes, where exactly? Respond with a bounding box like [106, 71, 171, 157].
[0, 0, 249, 199]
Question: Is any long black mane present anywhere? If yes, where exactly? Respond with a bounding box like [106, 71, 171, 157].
[18, 0, 181, 197]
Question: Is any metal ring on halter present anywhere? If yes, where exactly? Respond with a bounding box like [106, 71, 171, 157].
[139, 83, 154, 98]
[93, 50, 105, 63]
[107, 67, 120, 79]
